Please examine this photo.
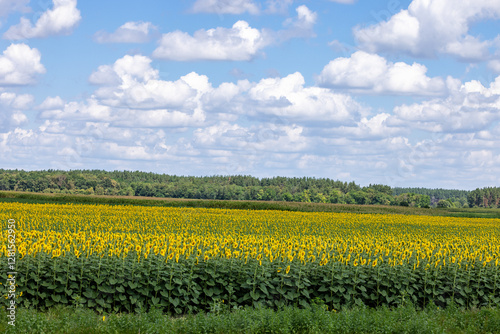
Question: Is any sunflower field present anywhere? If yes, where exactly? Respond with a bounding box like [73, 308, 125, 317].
[1, 202, 499, 314]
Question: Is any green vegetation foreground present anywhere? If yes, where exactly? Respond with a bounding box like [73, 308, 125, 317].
[1, 303, 500, 334]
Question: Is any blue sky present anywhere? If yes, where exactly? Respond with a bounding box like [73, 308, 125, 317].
[1, 0, 500, 190]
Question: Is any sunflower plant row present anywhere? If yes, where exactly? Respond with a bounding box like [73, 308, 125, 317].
[1, 202, 499, 314]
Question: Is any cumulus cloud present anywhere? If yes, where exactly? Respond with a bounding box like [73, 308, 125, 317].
[0, 43, 45, 85]
[391, 76, 500, 133]
[112, 109, 206, 128]
[243, 72, 366, 123]
[280, 5, 317, 39]
[38, 97, 113, 122]
[87, 55, 367, 127]
[0, 92, 32, 131]
[335, 113, 403, 140]
[93, 21, 157, 43]
[153, 6, 317, 61]
[85, 55, 366, 133]
[193, 121, 309, 154]
[3, 0, 81, 40]
[38, 96, 65, 110]
[152, 21, 271, 61]
[354, 0, 500, 61]
[90, 55, 203, 109]
[316, 51, 447, 95]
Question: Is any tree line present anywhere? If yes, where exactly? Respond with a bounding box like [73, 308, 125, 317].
[467, 187, 500, 208]
[392, 187, 470, 208]
[0, 169, 497, 208]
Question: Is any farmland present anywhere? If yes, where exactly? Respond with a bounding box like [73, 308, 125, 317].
[1, 202, 499, 317]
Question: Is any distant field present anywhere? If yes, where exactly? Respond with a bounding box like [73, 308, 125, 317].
[1, 190, 500, 218]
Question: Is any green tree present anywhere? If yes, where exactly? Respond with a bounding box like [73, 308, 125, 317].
[437, 199, 452, 208]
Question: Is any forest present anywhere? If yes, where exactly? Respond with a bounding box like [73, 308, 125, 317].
[0, 169, 498, 208]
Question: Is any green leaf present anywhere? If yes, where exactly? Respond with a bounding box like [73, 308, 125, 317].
[204, 288, 214, 297]
[259, 284, 269, 296]
[169, 297, 180, 307]
[250, 290, 260, 300]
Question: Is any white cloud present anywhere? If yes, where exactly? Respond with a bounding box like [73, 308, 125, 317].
[88, 65, 121, 86]
[96, 142, 153, 161]
[0, 43, 45, 85]
[0, 92, 33, 109]
[89, 55, 200, 109]
[0, 0, 30, 17]
[112, 109, 206, 128]
[316, 51, 447, 96]
[250, 124, 309, 152]
[488, 60, 500, 73]
[3, 0, 81, 40]
[193, 122, 246, 147]
[391, 76, 500, 133]
[90, 54, 158, 85]
[93, 21, 157, 43]
[152, 21, 271, 61]
[193, 121, 309, 153]
[191, 0, 260, 14]
[336, 113, 403, 140]
[242, 72, 366, 123]
[280, 5, 317, 39]
[442, 35, 491, 61]
[0, 92, 32, 131]
[354, 0, 500, 61]
[38, 97, 113, 122]
[38, 96, 65, 110]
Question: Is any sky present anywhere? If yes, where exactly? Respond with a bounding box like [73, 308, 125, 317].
[0, 0, 500, 190]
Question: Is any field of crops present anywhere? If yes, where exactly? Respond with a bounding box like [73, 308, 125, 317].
[1, 202, 499, 314]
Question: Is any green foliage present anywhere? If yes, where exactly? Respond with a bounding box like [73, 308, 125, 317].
[437, 199, 452, 208]
[2, 302, 500, 333]
[393, 187, 470, 207]
[4, 254, 499, 316]
[468, 187, 500, 208]
[4, 169, 499, 211]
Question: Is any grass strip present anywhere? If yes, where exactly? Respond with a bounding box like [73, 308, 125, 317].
[1, 303, 500, 334]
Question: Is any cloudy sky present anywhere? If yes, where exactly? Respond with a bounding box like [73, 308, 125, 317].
[1, 0, 500, 189]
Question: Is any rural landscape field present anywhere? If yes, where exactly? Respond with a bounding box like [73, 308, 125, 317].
[2, 193, 500, 332]
[3, 0, 500, 332]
